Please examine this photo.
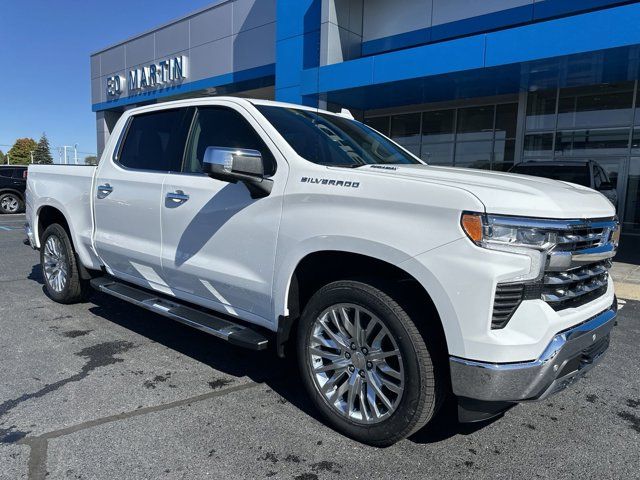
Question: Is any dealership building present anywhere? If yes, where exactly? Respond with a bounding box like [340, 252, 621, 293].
[91, 0, 640, 234]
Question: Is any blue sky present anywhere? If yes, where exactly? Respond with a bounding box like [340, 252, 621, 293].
[0, 0, 215, 160]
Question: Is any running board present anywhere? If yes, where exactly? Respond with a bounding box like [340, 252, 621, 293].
[90, 277, 269, 350]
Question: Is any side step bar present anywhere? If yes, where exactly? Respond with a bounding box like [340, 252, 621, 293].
[90, 277, 269, 351]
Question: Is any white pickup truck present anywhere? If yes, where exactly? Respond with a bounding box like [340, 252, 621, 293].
[25, 97, 620, 446]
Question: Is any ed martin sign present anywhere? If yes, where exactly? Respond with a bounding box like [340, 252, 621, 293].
[106, 56, 188, 97]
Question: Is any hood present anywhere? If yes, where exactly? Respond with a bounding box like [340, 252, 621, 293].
[357, 164, 616, 219]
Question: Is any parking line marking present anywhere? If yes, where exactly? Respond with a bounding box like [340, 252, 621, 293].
[0, 226, 15, 231]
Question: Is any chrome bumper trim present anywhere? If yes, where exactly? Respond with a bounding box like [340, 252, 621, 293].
[450, 301, 617, 402]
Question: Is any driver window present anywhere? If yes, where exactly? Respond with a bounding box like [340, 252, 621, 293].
[183, 107, 276, 175]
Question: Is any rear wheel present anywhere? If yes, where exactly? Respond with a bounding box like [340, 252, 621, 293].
[297, 280, 443, 446]
[40, 223, 88, 304]
[0, 193, 24, 214]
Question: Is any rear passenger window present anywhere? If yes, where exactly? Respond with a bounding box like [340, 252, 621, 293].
[0, 169, 13, 178]
[183, 107, 276, 175]
[117, 108, 193, 172]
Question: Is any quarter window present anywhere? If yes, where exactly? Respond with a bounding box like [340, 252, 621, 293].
[0, 169, 14, 178]
[117, 108, 192, 172]
[183, 107, 276, 175]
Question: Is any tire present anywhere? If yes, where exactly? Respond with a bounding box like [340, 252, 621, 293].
[0, 193, 24, 214]
[40, 223, 89, 304]
[297, 280, 443, 446]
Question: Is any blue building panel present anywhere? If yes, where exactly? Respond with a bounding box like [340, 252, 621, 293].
[360, 0, 634, 57]
[485, 2, 640, 66]
[299, 2, 640, 110]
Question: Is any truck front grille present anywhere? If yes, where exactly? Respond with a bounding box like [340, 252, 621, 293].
[541, 260, 611, 311]
[553, 228, 608, 251]
[491, 217, 617, 330]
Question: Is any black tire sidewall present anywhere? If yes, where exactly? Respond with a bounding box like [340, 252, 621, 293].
[297, 281, 435, 446]
[40, 224, 78, 302]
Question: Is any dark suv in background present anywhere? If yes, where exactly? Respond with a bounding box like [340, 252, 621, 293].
[509, 160, 618, 208]
[0, 165, 28, 214]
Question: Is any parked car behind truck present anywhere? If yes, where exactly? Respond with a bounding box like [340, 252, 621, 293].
[0, 165, 27, 214]
[25, 98, 620, 446]
[509, 160, 618, 207]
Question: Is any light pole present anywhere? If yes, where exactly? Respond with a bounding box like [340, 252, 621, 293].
[74, 144, 78, 165]
[61, 146, 72, 164]
[30, 151, 34, 164]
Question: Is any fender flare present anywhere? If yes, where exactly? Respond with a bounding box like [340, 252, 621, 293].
[273, 236, 461, 357]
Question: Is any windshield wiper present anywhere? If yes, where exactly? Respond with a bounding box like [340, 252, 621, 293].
[323, 163, 367, 169]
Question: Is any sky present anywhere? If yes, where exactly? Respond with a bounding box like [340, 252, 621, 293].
[0, 0, 216, 161]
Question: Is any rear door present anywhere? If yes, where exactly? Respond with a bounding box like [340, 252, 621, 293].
[160, 103, 286, 324]
[93, 107, 193, 291]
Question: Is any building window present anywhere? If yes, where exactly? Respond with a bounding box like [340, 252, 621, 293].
[421, 109, 455, 164]
[368, 102, 517, 170]
[557, 83, 634, 129]
[523, 133, 554, 158]
[555, 128, 630, 157]
[365, 116, 390, 136]
[390, 113, 421, 154]
[526, 89, 556, 131]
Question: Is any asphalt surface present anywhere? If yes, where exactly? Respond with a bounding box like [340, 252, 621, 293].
[0, 213, 639, 480]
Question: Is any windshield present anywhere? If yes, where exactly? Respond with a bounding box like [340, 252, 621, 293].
[256, 105, 422, 167]
[510, 164, 591, 187]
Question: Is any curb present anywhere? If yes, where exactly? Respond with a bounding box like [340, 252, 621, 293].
[614, 281, 640, 301]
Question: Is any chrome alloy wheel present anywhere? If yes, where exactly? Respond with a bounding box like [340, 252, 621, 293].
[1, 194, 19, 213]
[43, 235, 68, 293]
[308, 303, 405, 424]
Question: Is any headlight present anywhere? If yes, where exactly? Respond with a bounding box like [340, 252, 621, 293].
[461, 213, 554, 249]
[461, 212, 551, 282]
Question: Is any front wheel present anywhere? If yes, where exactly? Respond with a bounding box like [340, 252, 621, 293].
[40, 223, 88, 304]
[297, 280, 443, 446]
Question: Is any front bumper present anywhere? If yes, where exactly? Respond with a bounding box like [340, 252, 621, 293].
[450, 299, 617, 404]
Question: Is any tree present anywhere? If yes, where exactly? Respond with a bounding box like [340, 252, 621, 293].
[0, 150, 5, 164]
[84, 155, 98, 165]
[7, 138, 37, 165]
[33, 133, 54, 165]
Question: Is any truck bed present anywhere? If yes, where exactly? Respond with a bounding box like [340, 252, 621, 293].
[26, 164, 100, 270]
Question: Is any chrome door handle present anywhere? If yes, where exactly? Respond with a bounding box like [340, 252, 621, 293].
[166, 190, 189, 204]
[97, 183, 113, 199]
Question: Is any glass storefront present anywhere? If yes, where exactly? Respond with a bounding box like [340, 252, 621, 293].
[365, 81, 640, 233]
[524, 81, 639, 233]
[366, 102, 518, 171]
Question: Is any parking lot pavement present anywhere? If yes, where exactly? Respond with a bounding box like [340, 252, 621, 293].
[0, 214, 639, 480]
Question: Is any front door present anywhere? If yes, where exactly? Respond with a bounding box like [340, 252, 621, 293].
[93, 107, 192, 292]
[160, 104, 285, 325]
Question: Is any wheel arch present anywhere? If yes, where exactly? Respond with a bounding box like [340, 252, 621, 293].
[37, 205, 72, 247]
[36, 205, 94, 280]
[275, 249, 449, 360]
[0, 188, 24, 200]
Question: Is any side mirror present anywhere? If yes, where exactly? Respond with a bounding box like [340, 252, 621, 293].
[202, 146, 273, 198]
[598, 181, 614, 191]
